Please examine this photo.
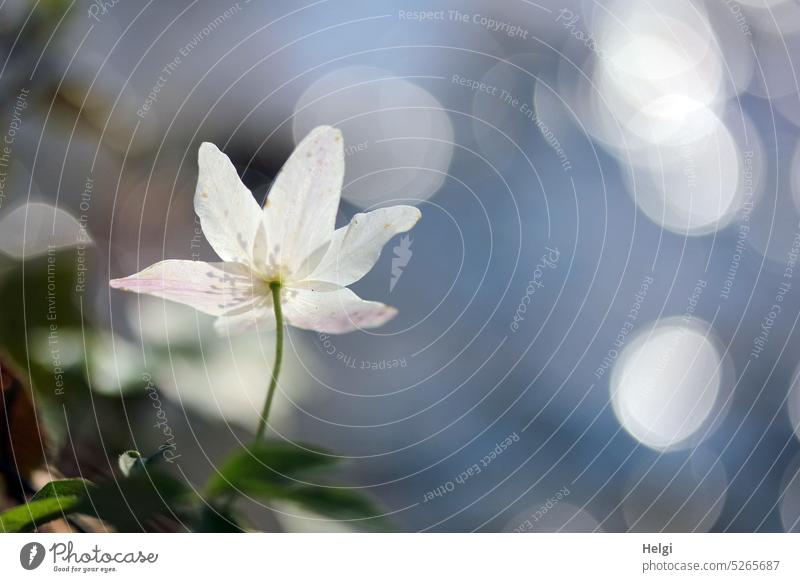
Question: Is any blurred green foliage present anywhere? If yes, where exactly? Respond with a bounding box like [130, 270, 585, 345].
[0, 478, 91, 532]
[0, 253, 386, 531]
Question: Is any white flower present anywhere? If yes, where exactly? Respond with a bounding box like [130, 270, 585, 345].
[110, 126, 421, 335]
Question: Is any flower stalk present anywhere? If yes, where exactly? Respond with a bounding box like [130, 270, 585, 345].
[254, 281, 284, 442]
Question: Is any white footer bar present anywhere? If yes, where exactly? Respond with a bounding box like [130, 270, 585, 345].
[1, 533, 797, 580]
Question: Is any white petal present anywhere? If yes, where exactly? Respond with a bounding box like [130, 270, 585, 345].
[110, 260, 263, 316]
[262, 126, 344, 275]
[214, 303, 276, 335]
[281, 287, 397, 333]
[195, 142, 265, 265]
[301, 205, 421, 286]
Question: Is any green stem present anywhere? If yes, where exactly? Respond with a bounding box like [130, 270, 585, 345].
[218, 282, 284, 517]
[254, 281, 284, 442]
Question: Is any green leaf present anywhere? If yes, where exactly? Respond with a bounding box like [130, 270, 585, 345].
[206, 441, 338, 497]
[207, 442, 385, 526]
[0, 499, 73, 533]
[32, 478, 93, 501]
[275, 486, 384, 523]
[0, 478, 93, 532]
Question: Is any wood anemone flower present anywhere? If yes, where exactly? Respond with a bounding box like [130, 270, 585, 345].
[110, 126, 421, 335]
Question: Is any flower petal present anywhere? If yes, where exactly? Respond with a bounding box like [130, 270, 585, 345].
[282, 287, 397, 333]
[262, 126, 344, 275]
[195, 142, 265, 265]
[214, 303, 276, 335]
[301, 205, 421, 286]
[110, 260, 263, 316]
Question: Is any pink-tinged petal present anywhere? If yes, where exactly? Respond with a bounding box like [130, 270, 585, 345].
[195, 142, 265, 265]
[261, 126, 344, 275]
[110, 260, 264, 316]
[281, 287, 397, 334]
[300, 205, 421, 286]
